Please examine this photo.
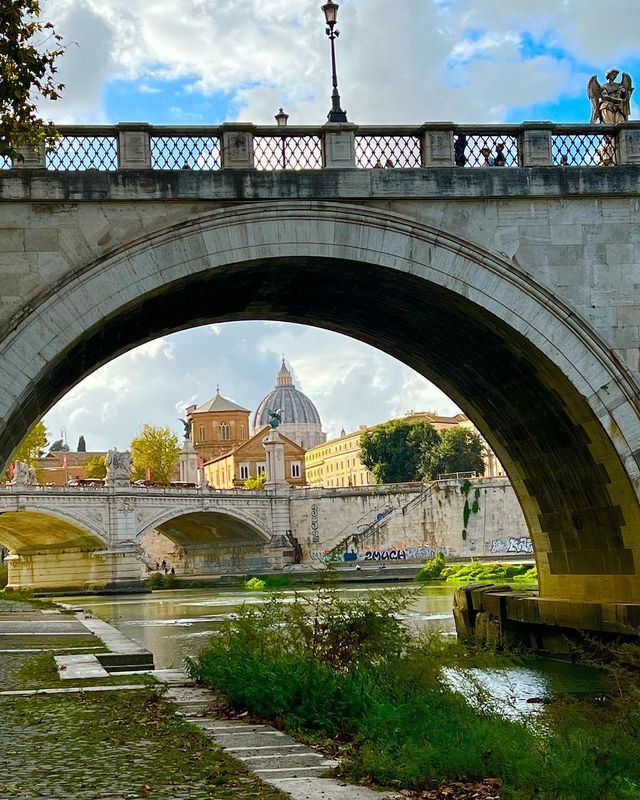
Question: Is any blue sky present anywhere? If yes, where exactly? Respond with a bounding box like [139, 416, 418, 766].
[40, 0, 640, 451]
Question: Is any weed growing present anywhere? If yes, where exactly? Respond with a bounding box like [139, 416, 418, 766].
[189, 588, 640, 800]
[415, 560, 537, 585]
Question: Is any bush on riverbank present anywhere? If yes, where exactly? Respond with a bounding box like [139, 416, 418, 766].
[145, 572, 177, 589]
[415, 559, 537, 584]
[243, 575, 293, 591]
[189, 588, 640, 800]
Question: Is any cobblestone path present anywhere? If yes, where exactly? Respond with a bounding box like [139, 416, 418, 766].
[0, 601, 288, 800]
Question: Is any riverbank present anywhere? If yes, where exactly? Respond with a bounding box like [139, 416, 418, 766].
[0, 594, 392, 799]
[190, 586, 640, 800]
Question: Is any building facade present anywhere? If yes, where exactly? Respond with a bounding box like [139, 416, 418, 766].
[203, 428, 307, 489]
[186, 389, 251, 463]
[304, 411, 503, 488]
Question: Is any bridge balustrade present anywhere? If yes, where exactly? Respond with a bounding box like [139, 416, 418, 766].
[5, 121, 640, 171]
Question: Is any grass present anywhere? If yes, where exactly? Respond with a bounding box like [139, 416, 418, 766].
[243, 575, 293, 591]
[414, 555, 537, 585]
[0, 587, 60, 608]
[189, 588, 640, 800]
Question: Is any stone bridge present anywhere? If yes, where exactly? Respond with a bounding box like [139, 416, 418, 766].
[0, 478, 527, 590]
[1, 120, 640, 627]
[0, 484, 291, 589]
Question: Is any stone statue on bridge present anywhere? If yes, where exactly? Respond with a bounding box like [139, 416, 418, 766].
[588, 69, 634, 124]
[105, 450, 131, 486]
[11, 461, 37, 487]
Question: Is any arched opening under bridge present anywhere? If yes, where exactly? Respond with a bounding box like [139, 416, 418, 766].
[1, 202, 639, 604]
[138, 510, 272, 576]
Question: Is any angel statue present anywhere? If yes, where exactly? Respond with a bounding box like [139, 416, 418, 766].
[588, 69, 633, 124]
[178, 418, 192, 439]
[267, 408, 282, 429]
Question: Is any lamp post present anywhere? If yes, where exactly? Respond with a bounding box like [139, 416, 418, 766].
[275, 107, 289, 168]
[321, 1, 348, 123]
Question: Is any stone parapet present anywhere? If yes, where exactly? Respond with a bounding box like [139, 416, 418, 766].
[453, 583, 640, 653]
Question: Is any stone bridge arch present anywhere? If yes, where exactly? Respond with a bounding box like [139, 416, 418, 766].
[0, 504, 107, 553]
[136, 505, 272, 545]
[1, 201, 639, 603]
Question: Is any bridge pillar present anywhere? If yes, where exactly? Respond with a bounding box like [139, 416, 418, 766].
[322, 123, 356, 168]
[5, 545, 142, 592]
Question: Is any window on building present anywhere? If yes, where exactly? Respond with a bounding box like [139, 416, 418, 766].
[291, 462, 301, 479]
[220, 422, 230, 440]
[198, 425, 205, 442]
[239, 464, 249, 480]
[240, 424, 245, 439]
[257, 463, 266, 476]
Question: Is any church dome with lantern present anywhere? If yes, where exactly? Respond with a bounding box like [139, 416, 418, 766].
[253, 358, 326, 450]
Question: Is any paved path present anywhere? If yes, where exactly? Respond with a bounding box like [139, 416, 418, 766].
[0, 601, 387, 800]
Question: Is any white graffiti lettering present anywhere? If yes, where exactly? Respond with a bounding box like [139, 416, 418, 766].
[485, 536, 533, 555]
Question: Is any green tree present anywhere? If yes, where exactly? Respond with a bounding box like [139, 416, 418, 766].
[130, 424, 180, 483]
[77, 435, 86, 452]
[0, 1, 64, 162]
[3, 420, 48, 479]
[423, 427, 485, 479]
[49, 438, 69, 451]
[359, 420, 440, 484]
[84, 454, 106, 478]
[244, 474, 267, 490]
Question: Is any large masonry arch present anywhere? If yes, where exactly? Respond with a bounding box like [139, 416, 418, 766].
[1, 201, 639, 603]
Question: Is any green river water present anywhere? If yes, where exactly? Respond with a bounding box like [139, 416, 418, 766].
[59, 583, 607, 718]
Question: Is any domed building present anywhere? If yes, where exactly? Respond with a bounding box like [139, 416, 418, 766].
[253, 359, 326, 450]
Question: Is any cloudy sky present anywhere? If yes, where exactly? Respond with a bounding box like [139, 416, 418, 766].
[40, 0, 640, 451]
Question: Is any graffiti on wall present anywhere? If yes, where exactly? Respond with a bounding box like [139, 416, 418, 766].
[310, 503, 320, 544]
[485, 536, 533, 555]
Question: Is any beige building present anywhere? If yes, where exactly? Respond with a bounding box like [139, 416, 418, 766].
[203, 428, 307, 489]
[304, 411, 503, 488]
[186, 389, 251, 464]
[36, 451, 106, 485]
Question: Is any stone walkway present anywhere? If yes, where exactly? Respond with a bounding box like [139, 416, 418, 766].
[0, 600, 387, 800]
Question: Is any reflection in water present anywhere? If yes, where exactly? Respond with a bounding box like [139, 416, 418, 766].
[58, 584, 606, 714]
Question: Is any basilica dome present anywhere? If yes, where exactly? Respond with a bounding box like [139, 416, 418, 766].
[253, 359, 326, 450]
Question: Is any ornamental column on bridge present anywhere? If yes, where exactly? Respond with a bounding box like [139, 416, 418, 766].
[262, 430, 293, 561]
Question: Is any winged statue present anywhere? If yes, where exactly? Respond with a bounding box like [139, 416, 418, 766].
[178, 418, 192, 438]
[588, 69, 633, 124]
[267, 408, 282, 429]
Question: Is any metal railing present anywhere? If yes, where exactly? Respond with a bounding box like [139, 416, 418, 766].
[3, 121, 639, 172]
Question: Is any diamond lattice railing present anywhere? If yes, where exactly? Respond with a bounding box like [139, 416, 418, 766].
[355, 135, 422, 168]
[552, 133, 617, 166]
[47, 136, 118, 170]
[253, 135, 323, 169]
[151, 136, 221, 170]
[454, 133, 519, 167]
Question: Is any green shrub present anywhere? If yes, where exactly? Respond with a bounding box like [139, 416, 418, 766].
[243, 577, 266, 591]
[414, 551, 446, 582]
[189, 587, 640, 799]
[145, 573, 177, 590]
[0, 562, 7, 588]
[442, 561, 537, 584]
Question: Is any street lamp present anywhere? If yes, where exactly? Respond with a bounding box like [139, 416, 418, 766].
[275, 108, 289, 168]
[321, 1, 348, 123]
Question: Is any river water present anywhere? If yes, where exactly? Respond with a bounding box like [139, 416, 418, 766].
[59, 584, 607, 718]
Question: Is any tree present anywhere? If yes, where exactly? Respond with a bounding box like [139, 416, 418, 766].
[130, 424, 180, 483]
[84, 454, 106, 478]
[423, 427, 485, 479]
[3, 420, 48, 479]
[49, 438, 69, 452]
[359, 420, 440, 484]
[77, 435, 86, 452]
[244, 474, 266, 490]
[0, 1, 64, 162]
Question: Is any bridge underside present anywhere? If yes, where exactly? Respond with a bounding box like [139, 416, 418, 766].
[0, 202, 639, 609]
[0, 511, 140, 592]
[152, 512, 273, 575]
